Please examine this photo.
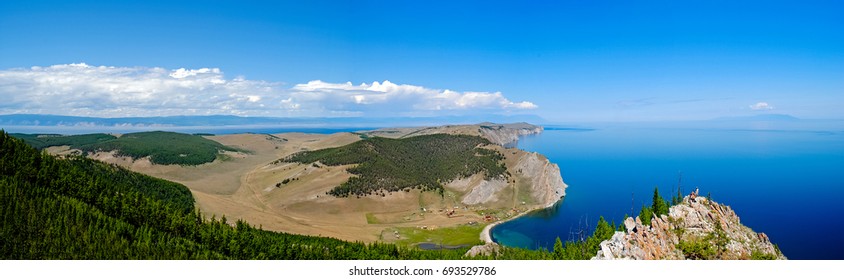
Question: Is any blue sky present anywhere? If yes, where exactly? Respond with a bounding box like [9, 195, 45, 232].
[1, 0, 842, 122]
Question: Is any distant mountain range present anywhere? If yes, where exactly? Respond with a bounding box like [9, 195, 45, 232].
[0, 114, 546, 128]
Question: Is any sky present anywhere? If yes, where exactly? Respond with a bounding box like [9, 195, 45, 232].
[1, 0, 842, 122]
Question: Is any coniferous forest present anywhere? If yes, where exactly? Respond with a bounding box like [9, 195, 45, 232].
[282, 134, 509, 197]
[11, 131, 239, 166]
[1, 131, 612, 260]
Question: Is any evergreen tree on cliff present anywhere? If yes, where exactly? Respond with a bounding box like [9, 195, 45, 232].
[652, 187, 669, 217]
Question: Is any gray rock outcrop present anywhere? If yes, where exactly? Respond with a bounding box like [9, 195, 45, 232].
[465, 243, 501, 258]
[593, 196, 786, 260]
[461, 179, 509, 205]
[478, 122, 543, 146]
[514, 152, 567, 206]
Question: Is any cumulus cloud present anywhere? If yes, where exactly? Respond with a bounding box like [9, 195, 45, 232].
[749, 102, 774, 111]
[168, 67, 220, 79]
[291, 80, 537, 113]
[0, 63, 277, 117]
[0, 63, 536, 117]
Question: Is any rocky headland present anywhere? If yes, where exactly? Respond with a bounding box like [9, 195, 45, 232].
[593, 196, 785, 260]
[513, 151, 566, 206]
[38, 122, 568, 245]
[477, 122, 543, 146]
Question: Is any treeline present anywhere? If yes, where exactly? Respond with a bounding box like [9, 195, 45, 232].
[281, 134, 509, 197]
[10, 133, 116, 150]
[5, 131, 608, 260]
[12, 131, 239, 165]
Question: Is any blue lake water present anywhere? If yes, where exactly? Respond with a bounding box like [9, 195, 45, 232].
[491, 125, 844, 260]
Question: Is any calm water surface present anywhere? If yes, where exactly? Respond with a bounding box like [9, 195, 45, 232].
[491, 125, 844, 260]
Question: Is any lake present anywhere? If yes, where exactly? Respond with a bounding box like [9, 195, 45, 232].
[491, 123, 844, 260]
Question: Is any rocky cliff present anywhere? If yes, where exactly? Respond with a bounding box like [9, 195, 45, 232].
[513, 151, 566, 206]
[365, 122, 542, 146]
[400, 122, 564, 208]
[478, 122, 543, 146]
[458, 151, 567, 208]
[593, 196, 785, 260]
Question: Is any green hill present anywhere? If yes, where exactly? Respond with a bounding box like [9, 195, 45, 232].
[9, 133, 117, 149]
[281, 134, 509, 197]
[12, 131, 238, 165]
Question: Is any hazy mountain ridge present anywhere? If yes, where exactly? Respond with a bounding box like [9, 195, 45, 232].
[0, 114, 546, 128]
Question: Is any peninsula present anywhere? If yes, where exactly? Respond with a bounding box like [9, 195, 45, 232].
[34, 123, 566, 247]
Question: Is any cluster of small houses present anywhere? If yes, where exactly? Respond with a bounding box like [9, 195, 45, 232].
[407, 206, 527, 231]
[389, 205, 528, 243]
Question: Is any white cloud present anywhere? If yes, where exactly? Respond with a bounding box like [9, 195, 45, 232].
[168, 67, 220, 79]
[0, 63, 536, 117]
[290, 80, 537, 113]
[750, 102, 774, 111]
[0, 63, 278, 117]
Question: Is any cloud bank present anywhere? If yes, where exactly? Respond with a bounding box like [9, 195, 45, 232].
[749, 102, 774, 111]
[0, 63, 536, 117]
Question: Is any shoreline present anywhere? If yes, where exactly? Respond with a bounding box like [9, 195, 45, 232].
[480, 199, 563, 244]
[480, 128, 564, 245]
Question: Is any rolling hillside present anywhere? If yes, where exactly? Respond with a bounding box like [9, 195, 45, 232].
[12, 131, 239, 165]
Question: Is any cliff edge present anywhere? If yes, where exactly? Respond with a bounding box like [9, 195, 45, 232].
[467, 123, 564, 207]
[593, 196, 785, 260]
[477, 122, 543, 146]
[513, 151, 566, 206]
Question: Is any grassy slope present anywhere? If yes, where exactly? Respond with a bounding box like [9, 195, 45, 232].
[393, 224, 485, 247]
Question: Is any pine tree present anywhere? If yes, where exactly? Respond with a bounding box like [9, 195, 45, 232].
[652, 187, 669, 217]
[639, 205, 653, 226]
[553, 237, 564, 260]
[594, 216, 614, 240]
